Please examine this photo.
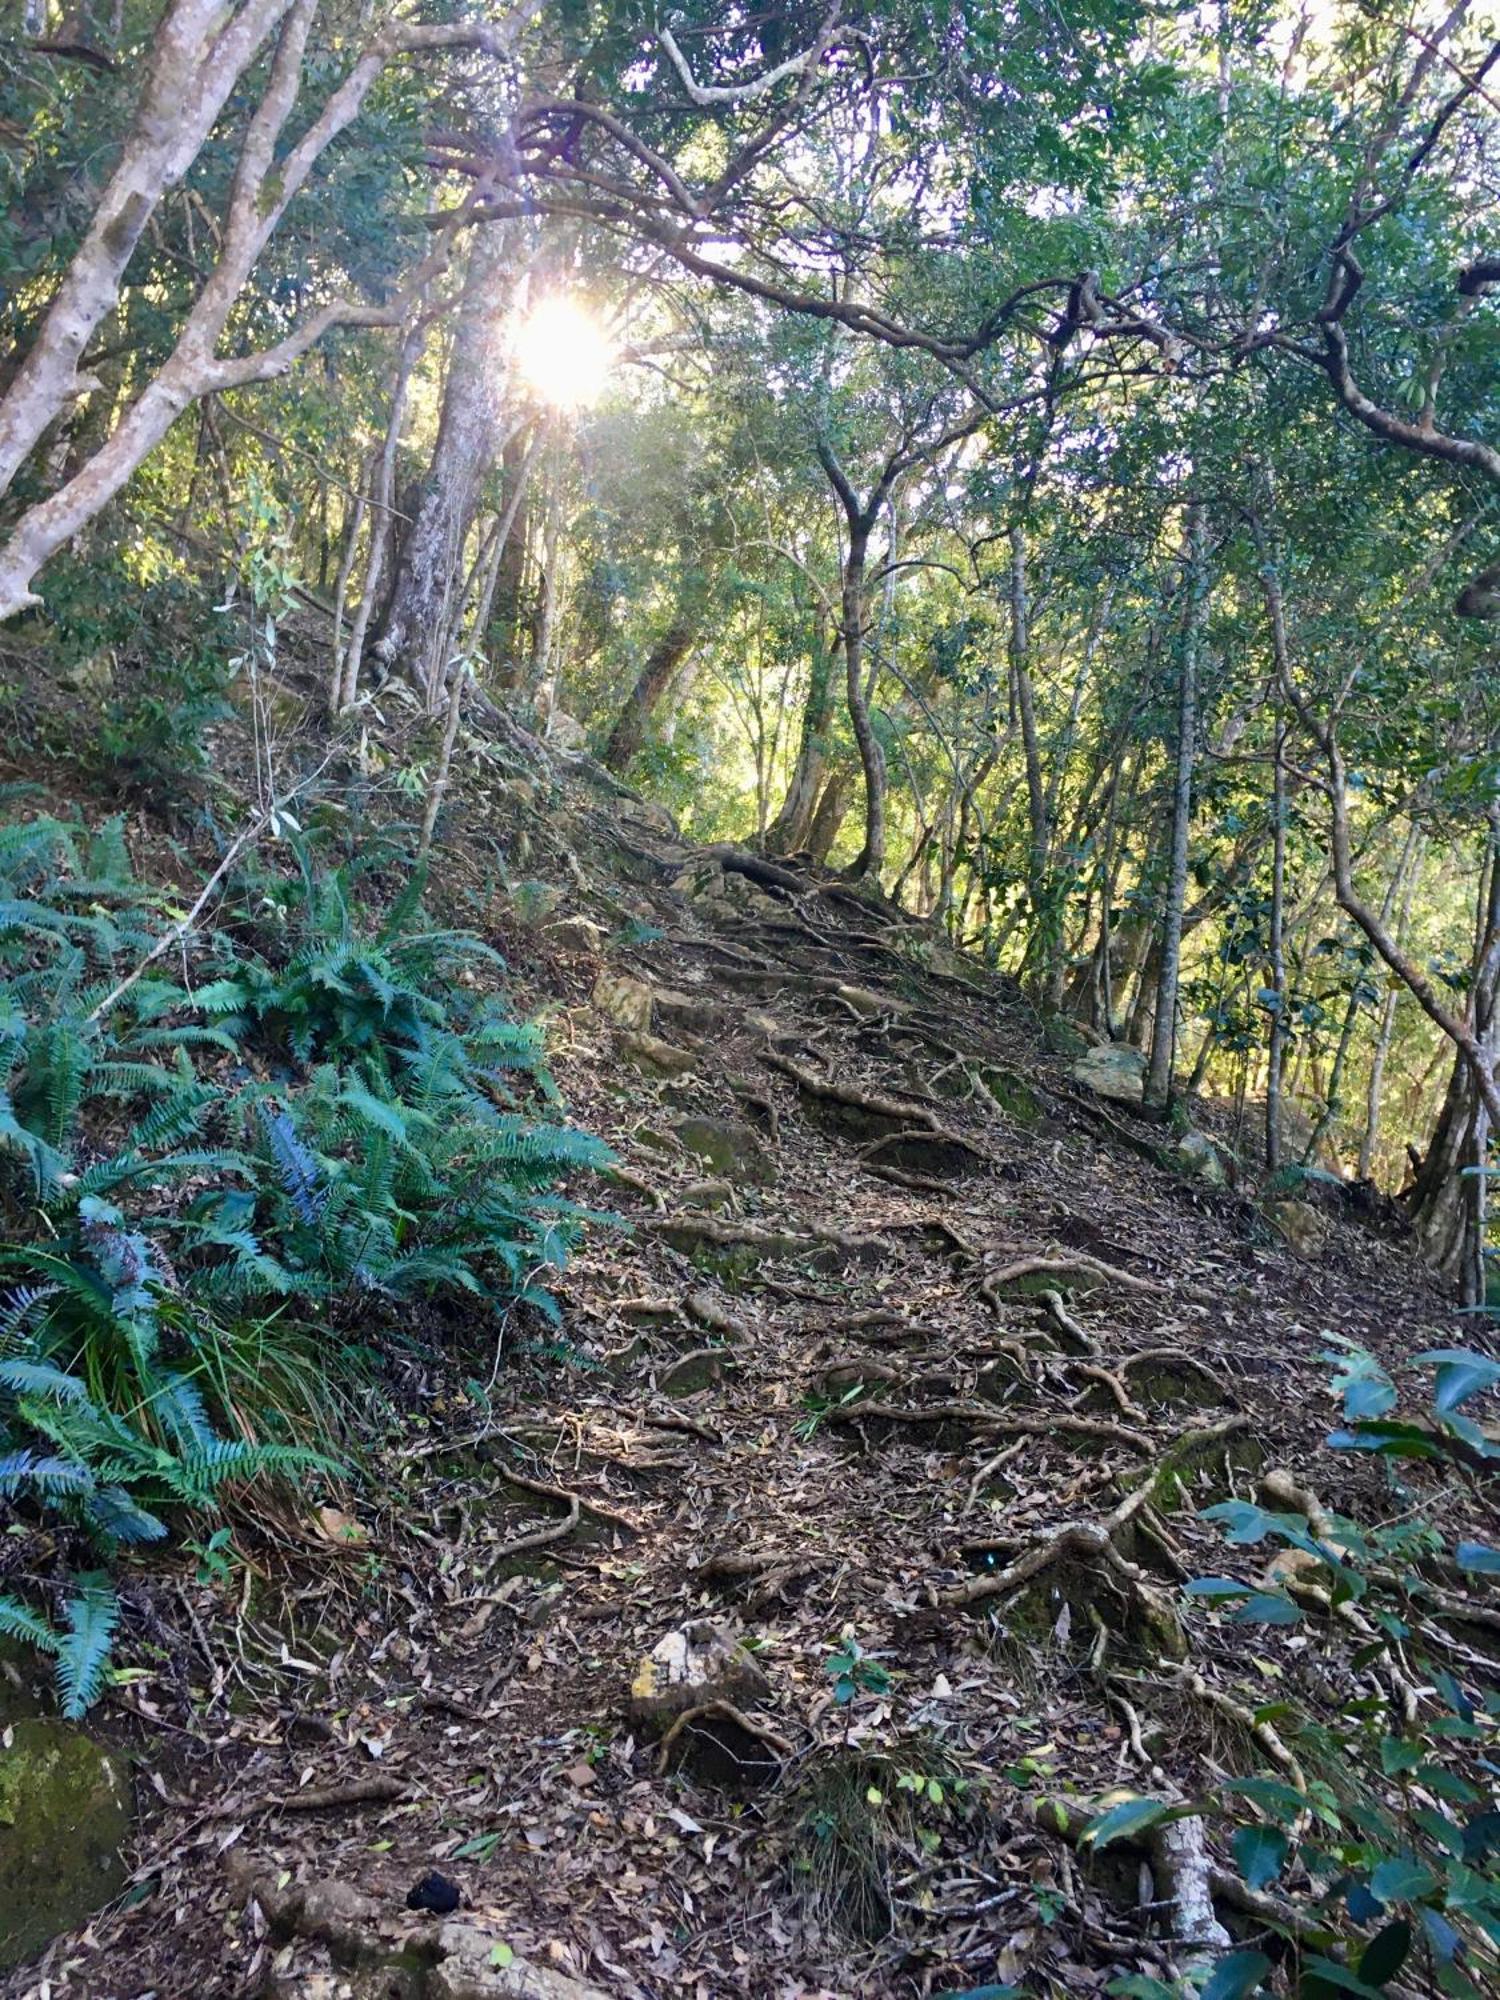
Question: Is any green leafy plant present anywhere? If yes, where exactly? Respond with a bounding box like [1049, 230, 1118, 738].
[1174, 1340, 1500, 1994]
[825, 1636, 895, 1705]
[0, 809, 608, 1708]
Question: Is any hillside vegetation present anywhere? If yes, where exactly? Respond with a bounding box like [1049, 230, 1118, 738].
[0, 2, 1498, 1996]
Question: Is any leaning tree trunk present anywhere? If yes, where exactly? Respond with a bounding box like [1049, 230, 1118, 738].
[1408, 829, 1500, 1302]
[837, 514, 885, 877]
[764, 609, 836, 854]
[806, 773, 850, 865]
[601, 610, 696, 773]
[376, 224, 513, 704]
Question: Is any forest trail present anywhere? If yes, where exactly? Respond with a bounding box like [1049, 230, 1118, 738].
[15, 759, 1474, 2000]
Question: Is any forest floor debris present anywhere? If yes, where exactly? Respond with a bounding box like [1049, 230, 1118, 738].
[3, 745, 1491, 2000]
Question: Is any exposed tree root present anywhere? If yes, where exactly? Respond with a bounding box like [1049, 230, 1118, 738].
[962, 1438, 1029, 1513]
[655, 1698, 794, 1777]
[761, 1049, 947, 1132]
[500, 1467, 639, 1536]
[829, 1400, 1155, 1454]
[983, 1252, 1165, 1298]
[1162, 1663, 1307, 1798]
[684, 1289, 750, 1340]
[1040, 1287, 1098, 1354]
[1067, 1362, 1148, 1424]
[490, 1490, 581, 1562]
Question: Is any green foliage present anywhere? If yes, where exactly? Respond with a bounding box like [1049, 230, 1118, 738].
[43, 564, 238, 796]
[824, 1637, 894, 1705]
[1186, 1343, 1500, 1990]
[0, 810, 607, 1707]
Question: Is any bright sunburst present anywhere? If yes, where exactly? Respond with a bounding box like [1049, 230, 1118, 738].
[514, 295, 614, 410]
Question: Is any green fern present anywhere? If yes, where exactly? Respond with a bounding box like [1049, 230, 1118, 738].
[54, 1577, 119, 1719]
[0, 1592, 61, 1657]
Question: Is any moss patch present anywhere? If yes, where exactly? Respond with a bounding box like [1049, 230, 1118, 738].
[0, 1718, 130, 1971]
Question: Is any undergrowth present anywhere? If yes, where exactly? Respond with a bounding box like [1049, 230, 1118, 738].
[0, 809, 609, 1714]
[1084, 1341, 1500, 1999]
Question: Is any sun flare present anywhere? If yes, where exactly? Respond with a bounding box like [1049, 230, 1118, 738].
[514, 295, 614, 410]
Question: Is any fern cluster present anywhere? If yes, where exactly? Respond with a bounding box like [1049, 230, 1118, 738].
[0, 811, 607, 1712]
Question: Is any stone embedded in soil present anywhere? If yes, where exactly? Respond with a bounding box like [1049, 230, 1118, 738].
[235, 1867, 608, 1998]
[1174, 1126, 1228, 1186]
[628, 1620, 770, 1730]
[669, 1113, 776, 1185]
[617, 1028, 698, 1076]
[657, 1346, 738, 1395]
[1069, 1041, 1146, 1105]
[545, 915, 605, 955]
[0, 1716, 131, 1971]
[1267, 1197, 1327, 1256]
[589, 968, 653, 1031]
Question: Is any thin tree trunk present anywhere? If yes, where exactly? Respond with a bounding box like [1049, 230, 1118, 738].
[1144, 501, 1207, 1116]
[1010, 523, 1048, 899]
[764, 608, 835, 854]
[1254, 512, 1500, 1135]
[1265, 709, 1288, 1170]
[1360, 838, 1424, 1179]
[338, 319, 425, 712]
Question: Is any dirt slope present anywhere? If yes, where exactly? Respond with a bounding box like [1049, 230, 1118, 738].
[6, 751, 1477, 2000]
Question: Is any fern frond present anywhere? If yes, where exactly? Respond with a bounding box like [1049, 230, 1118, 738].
[0, 1447, 96, 1496]
[55, 1576, 119, 1719]
[0, 1593, 60, 1655]
[0, 1357, 93, 1404]
[86, 1485, 169, 1544]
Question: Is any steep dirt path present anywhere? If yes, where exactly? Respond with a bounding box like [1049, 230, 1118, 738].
[13, 789, 1474, 2000]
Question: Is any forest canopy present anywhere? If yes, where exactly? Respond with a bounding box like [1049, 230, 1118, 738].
[1, 0, 1498, 1278]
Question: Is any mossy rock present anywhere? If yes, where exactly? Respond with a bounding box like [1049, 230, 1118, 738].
[654, 1222, 803, 1280]
[1069, 1042, 1145, 1105]
[657, 1347, 738, 1396]
[974, 1066, 1046, 1128]
[996, 1563, 1187, 1660]
[0, 1717, 131, 1971]
[991, 1268, 1105, 1301]
[1041, 1015, 1096, 1059]
[1122, 1355, 1223, 1410]
[670, 1115, 776, 1186]
[974, 1353, 1033, 1401]
[680, 1177, 734, 1212]
[1147, 1425, 1265, 1512]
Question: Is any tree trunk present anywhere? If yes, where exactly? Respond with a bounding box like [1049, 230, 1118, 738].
[0, 0, 294, 506]
[816, 440, 891, 881]
[1408, 827, 1500, 1301]
[1360, 840, 1424, 1179]
[764, 608, 835, 854]
[601, 612, 696, 772]
[1144, 501, 1207, 1116]
[806, 772, 850, 864]
[1265, 713, 1288, 1171]
[1010, 523, 1048, 898]
[839, 512, 884, 877]
[376, 224, 513, 702]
